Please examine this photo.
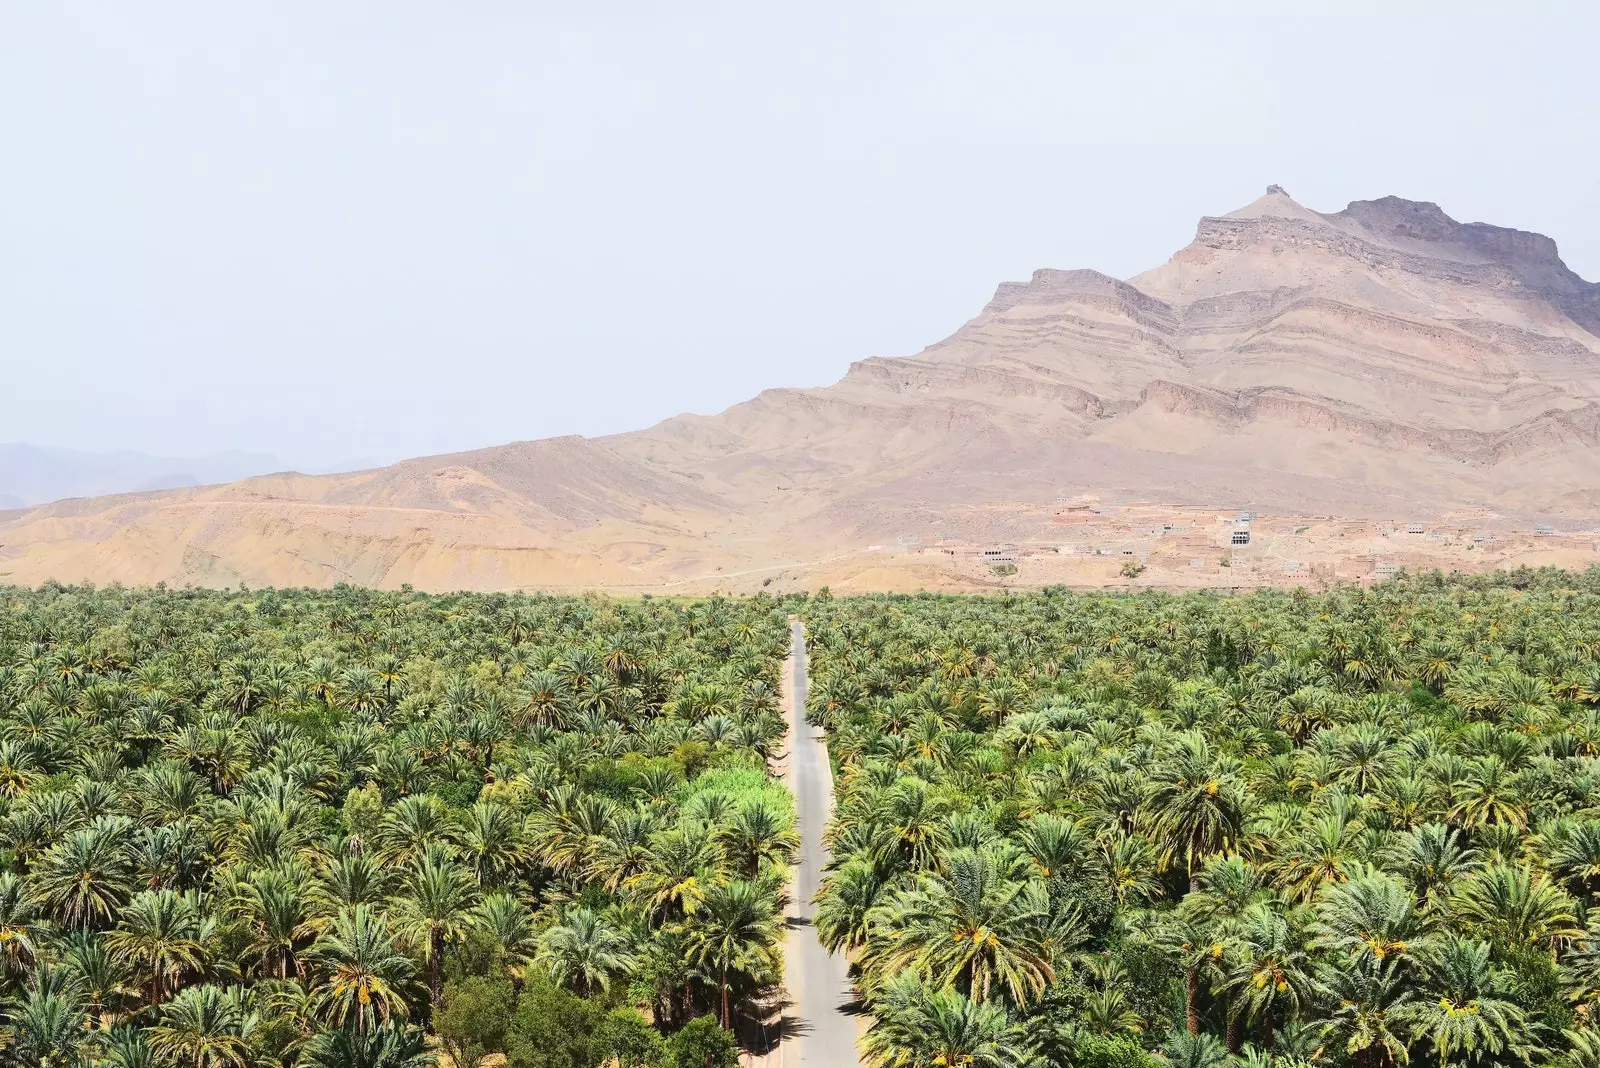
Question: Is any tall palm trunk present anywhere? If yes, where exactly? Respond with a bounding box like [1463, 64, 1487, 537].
[1185, 967, 1199, 1035]
[721, 963, 731, 1029]
[429, 925, 445, 1011]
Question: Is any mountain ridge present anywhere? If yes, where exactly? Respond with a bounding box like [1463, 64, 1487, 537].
[4, 187, 1598, 592]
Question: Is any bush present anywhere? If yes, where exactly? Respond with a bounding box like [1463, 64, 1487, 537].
[601, 1007, 666, 1067]
[665, 1016, 739, 1068]
[1077, 1034, 1158, 1068]
[505, 978, 606, 1068]
[437, 976, 516, 1068]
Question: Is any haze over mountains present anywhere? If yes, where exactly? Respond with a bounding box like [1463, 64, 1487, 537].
[5, 188, 1598, 592]
[0, 444, 282, 510]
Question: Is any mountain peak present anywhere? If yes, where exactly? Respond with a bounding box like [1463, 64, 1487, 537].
[1222, 185, 1327, 226]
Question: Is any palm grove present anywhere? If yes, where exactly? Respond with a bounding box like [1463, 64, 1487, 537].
[804, 572, 1600, 1068]
[0, 583, 796, 1067]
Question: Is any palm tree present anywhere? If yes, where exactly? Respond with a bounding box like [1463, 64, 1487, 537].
[862, 973, 1031, 1068]
[864, 847, 1059, 1007]
[147, 984, 254, 1068]
[472, 892, 538, 991]
[716, 798, 799, 879]
[687, 878, 782, 1028]
[299, 1020, 436, 1068]
[6, 967, 89, 1068]
[306, 906, 416, 1033]
[231, 866, 320, 980]
[1143, 733, 1251, 888]
[34, 819, 135, 930]
[1448, 757, 1527, 829]
[1161, 1030, 1231, 1068]
[1312, 867, 1432, 966]
[1399, 938, 1527, 1068]
[455, 800, 531, 888]
[105, 888, 212, 1007]
[627, 823, 722, 922]
[1316, 958, 1414, 1068]
[0, 871, 41, 982]
[1222, 903, 1318, 1047]
[1132, 909, 1226, 1037]
[392, 852, 479, 1012]
[813, 856, 888, 954]
[1395, 822, 1479, 909]
[537, 906, 636, 997]
[1449, 862, 1581, 952]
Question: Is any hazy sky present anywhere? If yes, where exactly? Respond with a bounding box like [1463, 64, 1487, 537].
[3, 3, 1596, 469]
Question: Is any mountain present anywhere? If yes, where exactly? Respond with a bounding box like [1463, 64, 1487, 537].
[0, 444, 284, 509]
[4, 188, 1598, 592]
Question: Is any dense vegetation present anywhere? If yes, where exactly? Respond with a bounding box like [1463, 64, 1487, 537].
[804, 573, 1600, 1068]
[0, 583, 794, 1067]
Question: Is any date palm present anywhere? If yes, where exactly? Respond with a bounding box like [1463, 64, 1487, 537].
[6, 966, 89, 1068]
[34, 818, 135, 930]
[147, 983, 253, 1068]
[60, 932, 137, 1029]
[1395, 822, 1479, 909]
[1448, 757, 1527, 829]
[472, 892, 538, 990]
[0, 871, 41, 982]
[537, 906, 636, 997]
[105, 888, 212, 1007]
[814, 856, 890, 954]
[1312, 867, 1432, 966]
[1223, 903, 1318, 1047]
[306, 906, 416, 1033]
[1316, 958, 1414, 1068]
[231, 866, 320, 980]
[1144, 733, 1251, 888]
[299, 1020, 435, 1068]
[392, 851, 479, 1010]
[627, 822, 722, 922]
[312, 851, 393, 913]
[716, 798, 799, 879]
[863, 972, 1031, 1068]
[455, 800, 532, 888]
[865, 847, 1058, 1007]
[1449, 862, 1580, 951]
[686, 878, 782, 1028]
[1398, 938, 1527, 1068]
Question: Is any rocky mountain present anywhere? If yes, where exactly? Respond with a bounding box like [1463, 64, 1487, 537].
[4, 188, 1597, 591]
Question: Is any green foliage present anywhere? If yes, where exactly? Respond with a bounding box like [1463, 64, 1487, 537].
[437, 976, 515, 1067]
[0, 585, 792, 1064]
[798, 576, 1600, 1067]
[505, 977, 606, 1068]
[665, 1014, 739, 1068]
[601, 1007, 667, 1067]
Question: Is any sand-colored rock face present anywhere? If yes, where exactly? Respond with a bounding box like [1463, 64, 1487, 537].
[5, 189, 1598, 592]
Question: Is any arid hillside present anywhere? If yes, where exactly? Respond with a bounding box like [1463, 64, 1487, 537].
[5, 188, 1598, 592]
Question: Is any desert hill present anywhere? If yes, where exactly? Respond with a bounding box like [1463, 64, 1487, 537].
[4, 188, 1598, 592]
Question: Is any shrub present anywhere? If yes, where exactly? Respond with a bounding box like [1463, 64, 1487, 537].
[665, 1016, 739, 1068]
[505, 978, 606, 1068]
[437, 976, 516, 1068]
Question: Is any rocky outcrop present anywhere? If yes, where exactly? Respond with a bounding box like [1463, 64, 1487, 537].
[3, 187, 1598, 590]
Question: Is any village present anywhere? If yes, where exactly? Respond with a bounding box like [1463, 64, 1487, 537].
[871, 496, 1600, 590]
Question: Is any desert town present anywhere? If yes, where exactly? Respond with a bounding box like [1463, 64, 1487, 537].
[836, 495, 1600, 592]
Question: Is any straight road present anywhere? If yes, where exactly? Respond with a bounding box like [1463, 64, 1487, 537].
[781, 619, 863, 1067]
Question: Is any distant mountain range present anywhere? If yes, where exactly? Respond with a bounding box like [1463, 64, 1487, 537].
[4, 187, 1598, 592]
[0, 444, 285, 510]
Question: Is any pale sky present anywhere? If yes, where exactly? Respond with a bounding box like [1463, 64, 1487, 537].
[3, 2, 1596, 469]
